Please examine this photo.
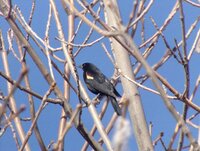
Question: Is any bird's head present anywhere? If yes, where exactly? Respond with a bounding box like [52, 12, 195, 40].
[78, 63, 96, 72]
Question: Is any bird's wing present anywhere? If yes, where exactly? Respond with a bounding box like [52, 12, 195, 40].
[92, 73, 115, 96]
[94, 71, 107, 83]
[95, 72, 121, 97]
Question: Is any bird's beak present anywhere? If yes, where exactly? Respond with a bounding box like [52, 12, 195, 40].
[77, 64, 83, 69]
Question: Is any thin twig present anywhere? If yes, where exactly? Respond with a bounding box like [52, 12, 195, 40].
[19, 83, 56, 151]
[54, 104, 82, 150]
[128, 0, 154, 28]
[184, 0, 200, 7]
[0, 105, 26, 126]
[44, 3, 55, 80]
[188, 28, 200, 59]
[0, 68, 28, 119]
[118, 68, 176, 99]
[139, 1, 179, 48]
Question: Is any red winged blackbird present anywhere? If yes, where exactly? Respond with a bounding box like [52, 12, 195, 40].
[79, 62, 121, 115]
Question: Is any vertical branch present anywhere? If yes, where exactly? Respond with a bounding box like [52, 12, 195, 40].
[17, 37, 46, 150]
[44, 4, 55, 81]
[102, 1, 153, 151]
[58, 1, 75, 150]
[178, 0, 190, 96]
[177, 1, 190, 150]
[0, 30, 31, 151]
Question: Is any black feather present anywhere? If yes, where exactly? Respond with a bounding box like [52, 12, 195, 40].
[109, 96, 122, 115]
[80, 63, 121, 115]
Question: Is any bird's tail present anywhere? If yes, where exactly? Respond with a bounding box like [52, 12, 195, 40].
[113, 88, 121, 98]
[109, 96, 121, 116]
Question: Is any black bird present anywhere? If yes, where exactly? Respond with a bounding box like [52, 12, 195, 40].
[79, 62, 121, 115]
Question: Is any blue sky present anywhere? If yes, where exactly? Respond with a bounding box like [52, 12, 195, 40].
[0, 0, 200, 150]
